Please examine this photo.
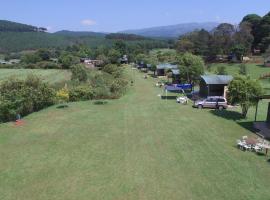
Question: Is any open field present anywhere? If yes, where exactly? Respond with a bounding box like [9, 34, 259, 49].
[208, 63, 270, 93]
[1, 67, 270, 200]
[0, 69, 71, 84]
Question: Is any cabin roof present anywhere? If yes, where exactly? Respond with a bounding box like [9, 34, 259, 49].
[201, 75, 233, 85]
[157, 63, 178, 70]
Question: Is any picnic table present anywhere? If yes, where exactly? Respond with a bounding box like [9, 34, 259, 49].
[245, 138, 258, 145]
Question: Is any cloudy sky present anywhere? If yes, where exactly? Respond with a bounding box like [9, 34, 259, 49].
[1, 0, 269, 32]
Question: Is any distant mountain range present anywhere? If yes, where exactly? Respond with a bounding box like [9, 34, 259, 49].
[120, 22, 219, 38]
[0, 20, 220, 52]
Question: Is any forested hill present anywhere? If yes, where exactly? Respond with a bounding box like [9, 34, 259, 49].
[0, 20, 46, 32]
[54, 30, 106, 37]
[121, 22, 219, 38]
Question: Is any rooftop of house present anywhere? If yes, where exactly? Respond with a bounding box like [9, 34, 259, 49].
[157, 63, 178, 70]
[171, 69, 180, 75]
[201, 75, 233, 85]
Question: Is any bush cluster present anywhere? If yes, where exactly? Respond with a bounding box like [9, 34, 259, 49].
[0, 75, 55, 122]
[0, 63, 129, 123]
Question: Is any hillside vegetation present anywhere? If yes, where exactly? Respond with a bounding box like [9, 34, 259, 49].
[0, 20, 45, 32]
[0, 20, 169, 53]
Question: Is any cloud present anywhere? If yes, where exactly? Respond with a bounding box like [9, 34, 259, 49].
[46, 26, 53, 31]
[215, 15, 221, 22]
[81, 19, 97, 26]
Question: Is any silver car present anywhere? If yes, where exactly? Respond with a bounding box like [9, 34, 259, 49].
[194, 96, 228, 110]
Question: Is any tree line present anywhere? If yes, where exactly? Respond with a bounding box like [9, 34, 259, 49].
[175, 11, 270, 61]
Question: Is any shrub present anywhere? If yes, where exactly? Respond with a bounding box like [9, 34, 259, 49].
[110, 78, 129, 97]
[71, 64, 88, 82]
[0, 75, 55, 122]
[21, 53, 41, 64]
[69, 85, 93, 102]
[56, 87, 69, 103]
[36, 61, 60, 69]
[93, 86, 111, 99]
[59, 54, 80, 69]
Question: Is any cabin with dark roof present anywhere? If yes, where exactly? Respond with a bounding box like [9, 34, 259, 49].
[156, 63, 178, 76]
[171, 69, 180, 84]
[199, 75, 233, 97]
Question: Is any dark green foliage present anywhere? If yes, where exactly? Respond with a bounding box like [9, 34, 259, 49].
[0, 20, 42, 32]
[34, 61, 60, 69]
[241, 12, 270, 52]
[36, 49, 51, 61]
[102, 64, 123, 78]
[228, 76, 263, 117]
[231, 44, 246, 60]
[107, 49, 121, 64]
[71, 64, 88, 82]
[59, 53, 80, 69]
[69, 85, 93, 101]
[242, 14, 262, 28]
[54, 30, 106, 37]
[113, 40, 127, 55]
[177, 53, 205, 84]
[21, 53, 42, 64]
[106, 33, 146, 40]
[0, 75, 55, 122]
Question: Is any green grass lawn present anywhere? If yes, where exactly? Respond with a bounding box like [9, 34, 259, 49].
[208, 63, 270, 93]
[0, 69, 71, 84]
[1, 67, 270, 200]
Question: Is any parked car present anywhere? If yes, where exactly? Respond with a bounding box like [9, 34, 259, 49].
[194, 96, 228, 110]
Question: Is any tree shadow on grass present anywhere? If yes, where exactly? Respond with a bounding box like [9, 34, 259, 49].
[210, 110, 244, 121]
[210, 110, 255, 132]
[56, 104, 69, 109]
[256, 64, 267, 68]
[160, 96, 177, 100]
[93, 100, 108, 105]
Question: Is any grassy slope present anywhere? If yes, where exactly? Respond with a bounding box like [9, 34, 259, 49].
[0, 69, 71, 84]
[0, 68, 270, 200]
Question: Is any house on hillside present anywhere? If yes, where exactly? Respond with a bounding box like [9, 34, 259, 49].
[9, 59, 20, 64]
[199, 75, 233, 97]
[0, 59, 8, 65]
[0, 59, 20, 65]
[156, 63, 178, 76]
[81, 58, 103, 68]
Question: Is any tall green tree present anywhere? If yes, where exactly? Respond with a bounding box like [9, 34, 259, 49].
[228, 76, 263, 118]
[37, 49, 51, 61]
[177, 53, 205, 84]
